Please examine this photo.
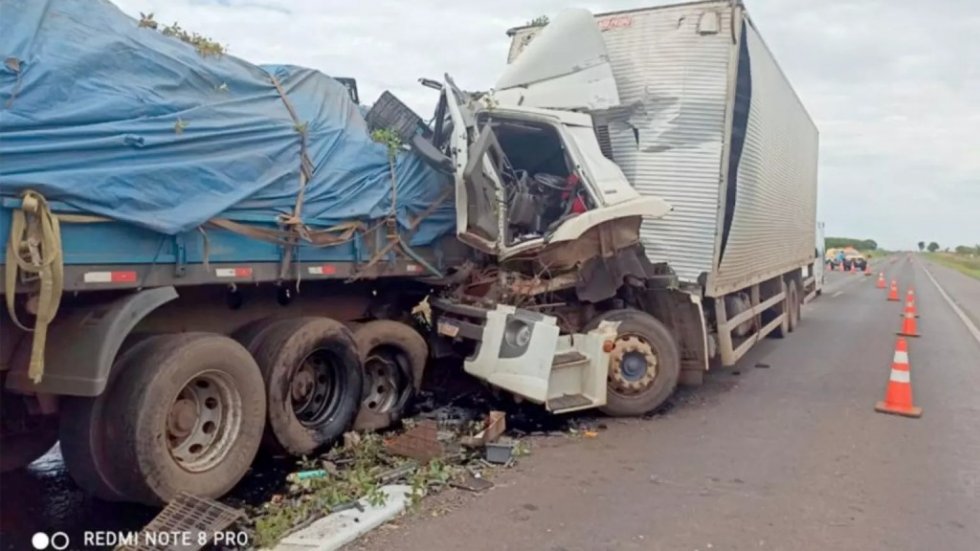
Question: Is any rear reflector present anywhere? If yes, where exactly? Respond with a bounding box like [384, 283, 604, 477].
[215, 267, 253, 278]
[307, 264, 337, 276]
[83, 271, 137, 283]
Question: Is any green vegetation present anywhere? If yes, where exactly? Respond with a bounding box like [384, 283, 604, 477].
[825, 237, 877, 251]
[927, 248, 980, 280]
[138, 13, 226, 57]
[370, 128, 402, 157]
[526, 15, 550, 26]
[245, 431, 474, 548]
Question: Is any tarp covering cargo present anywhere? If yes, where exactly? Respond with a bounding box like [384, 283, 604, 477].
[0, 0, 454, 246]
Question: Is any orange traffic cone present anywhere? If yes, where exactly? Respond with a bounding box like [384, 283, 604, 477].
[876, 273, 886, 289]
[898, 309, 920, 337]
[875, 338, 922, 418]
[887, 281, 900, 301]
[850, 263, 857, 274]
[900, 290, 919, 318]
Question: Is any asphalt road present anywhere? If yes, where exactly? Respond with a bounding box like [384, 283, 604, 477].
[2, 255, 977, 550]
[357, 255, 980, 551]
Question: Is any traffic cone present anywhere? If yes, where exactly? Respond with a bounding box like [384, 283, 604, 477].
[897, 309, 920, 337]
[864, 264, 872, 276]
[850, 263, 857, 274]
[876, 273, 886, 289]
[901, 290, 919, 318]
[887, 281, 900, 301]
[875, 338, 922, 418]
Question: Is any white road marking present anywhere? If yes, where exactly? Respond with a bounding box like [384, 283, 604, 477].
[832, 290, 844, 298]
[920, 261, 980, 347]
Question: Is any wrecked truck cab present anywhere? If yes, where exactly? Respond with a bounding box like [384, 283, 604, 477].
[442, 77, 671, 262]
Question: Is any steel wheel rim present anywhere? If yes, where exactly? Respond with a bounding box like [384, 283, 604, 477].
[608, 334, 659, 395]
[291, 349, 340, 427]
[361, 352, 404, 413]
[167, 370, 242, 473]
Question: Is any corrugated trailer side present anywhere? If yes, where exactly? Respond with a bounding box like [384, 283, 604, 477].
[708, 13, 818, 297]
[507, 1, 818, 297]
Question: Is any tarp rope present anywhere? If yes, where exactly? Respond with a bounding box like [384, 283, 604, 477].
[4, 190, 64, 383]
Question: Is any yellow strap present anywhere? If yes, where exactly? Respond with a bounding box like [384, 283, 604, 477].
[4, 191, 64, 383]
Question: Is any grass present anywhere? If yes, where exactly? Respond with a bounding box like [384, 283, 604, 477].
[927, 252, 980, 280]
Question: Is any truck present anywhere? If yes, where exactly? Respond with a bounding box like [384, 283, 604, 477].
[429, 2, 819, 411]
[0, 0, 817, 506]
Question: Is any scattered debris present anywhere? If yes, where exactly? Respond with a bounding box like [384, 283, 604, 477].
[583, 430, 599, 438]
[119, 492, 243, 551]
[287, 469, 328, 483]
[450, 472, 494, 493]
[755, 362, 770, 369]
[461, 410, 506, 447]
[485, 439, 517, 464]
[384, 420, 456, 463]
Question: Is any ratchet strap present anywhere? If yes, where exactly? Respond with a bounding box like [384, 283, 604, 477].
[4, 190, 64, 383]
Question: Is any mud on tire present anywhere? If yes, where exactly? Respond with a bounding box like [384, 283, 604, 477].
[104, 333, 266, 505]
[251, 317, 363, 456]
[351, 320, 428, 432]
[585, 309, 680, 417]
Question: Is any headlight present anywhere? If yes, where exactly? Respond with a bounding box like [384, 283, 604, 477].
[504, 319, 532, 348]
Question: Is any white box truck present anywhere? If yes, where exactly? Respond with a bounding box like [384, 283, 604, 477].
[431, 0, 820, 416]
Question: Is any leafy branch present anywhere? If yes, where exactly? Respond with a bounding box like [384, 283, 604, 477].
[138, 12, 226, 57]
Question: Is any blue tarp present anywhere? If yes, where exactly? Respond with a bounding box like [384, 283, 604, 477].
[0, 0, 455, 246]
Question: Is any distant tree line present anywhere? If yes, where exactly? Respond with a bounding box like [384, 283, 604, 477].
[917, 241, 979, 255]
[825, 237, 877, 251]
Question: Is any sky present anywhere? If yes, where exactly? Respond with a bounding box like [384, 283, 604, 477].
[113, 0, 980, 251]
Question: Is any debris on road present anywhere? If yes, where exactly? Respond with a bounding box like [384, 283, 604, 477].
[384, 420, 456, 463]
[485, 439, 517, 464]
[460, 410, 506, 447]
[119, 493, 244, 551]
[450, 472, 494, 492]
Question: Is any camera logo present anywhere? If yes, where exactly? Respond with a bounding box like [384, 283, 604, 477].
[31, 532, 70, 550]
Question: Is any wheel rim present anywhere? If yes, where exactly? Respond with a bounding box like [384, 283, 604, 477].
[608, 334, 659, 395]
[291, 349, 341, 427]
[167, 370, 242, 473]
[361, 352, 404, 414]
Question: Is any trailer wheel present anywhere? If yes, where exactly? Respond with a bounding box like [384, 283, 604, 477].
[585, 309, 680, 417]
[352, 320, 428, 431]
[233, 317, 287, 354]
[59, 336, 166, 500]
[104, 333, 266, 505]
[251, 318, 363, 455]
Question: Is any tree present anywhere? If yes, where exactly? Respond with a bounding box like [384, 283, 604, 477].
[955, 245, 973, 255]
[917, 241, 925, 252]
[927, 241, 940, 253]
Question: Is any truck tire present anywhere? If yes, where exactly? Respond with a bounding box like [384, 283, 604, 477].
[351, 320, 428, 431]
[104, 333, 266, 505]
[251, 317, 362, 455]
[59, 336, 167, 501]
[585, 309, 680, 417]
[233, 317, 287, 354]
[0, 413, 57, 473]
[786, 280, 801, 332]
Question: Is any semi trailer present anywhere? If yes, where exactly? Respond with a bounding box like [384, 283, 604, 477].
[0, 0, 818, 506]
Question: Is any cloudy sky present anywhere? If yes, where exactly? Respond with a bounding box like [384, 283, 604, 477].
[113, 0, 980, 250]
